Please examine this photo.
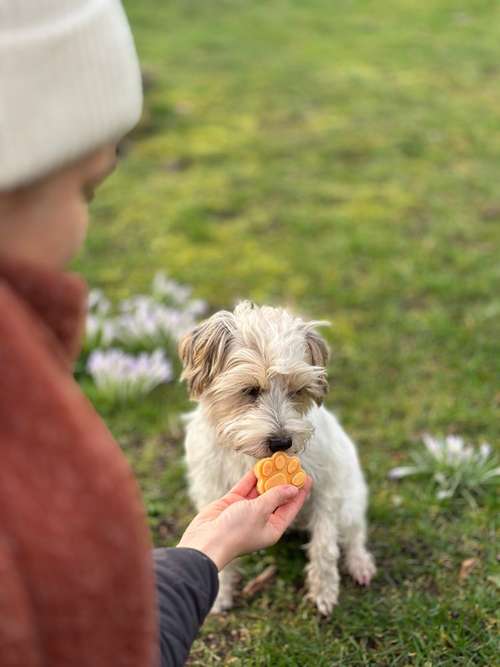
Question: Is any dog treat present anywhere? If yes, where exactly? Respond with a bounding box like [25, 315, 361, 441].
[254, 451, 306, 495]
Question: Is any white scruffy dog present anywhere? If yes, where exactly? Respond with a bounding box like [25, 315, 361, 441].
[179, 301, 376, 615]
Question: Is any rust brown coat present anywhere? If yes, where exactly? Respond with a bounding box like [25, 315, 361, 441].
[0, 256, 156, 666]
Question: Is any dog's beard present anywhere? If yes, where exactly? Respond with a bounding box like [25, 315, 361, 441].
[202, 385, 315, 458]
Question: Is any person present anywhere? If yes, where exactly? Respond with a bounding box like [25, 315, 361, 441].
[0, 2, 312, 667]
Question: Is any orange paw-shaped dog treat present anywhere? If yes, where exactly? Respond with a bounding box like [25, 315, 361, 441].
[254, 451, 306, 495]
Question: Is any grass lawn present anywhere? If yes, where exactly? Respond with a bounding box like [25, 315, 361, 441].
[74, 1, 499, 664]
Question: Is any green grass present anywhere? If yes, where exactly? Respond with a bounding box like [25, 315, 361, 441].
[74, 0, 499, 664]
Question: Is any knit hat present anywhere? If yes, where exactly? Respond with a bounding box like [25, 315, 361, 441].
[0, 0, 142, 190]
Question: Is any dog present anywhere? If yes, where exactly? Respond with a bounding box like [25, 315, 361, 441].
[179, 301, 376, 615]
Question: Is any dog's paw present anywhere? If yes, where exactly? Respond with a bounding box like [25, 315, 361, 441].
[306, 563, 339, 616]
[346, 549, 376, 586]
[307, 589, 338, 616]
[210, 590, 234, 614]
[211, 565, 239, 613]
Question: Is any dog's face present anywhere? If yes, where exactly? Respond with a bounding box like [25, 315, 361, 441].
[179, 301, 329, 458]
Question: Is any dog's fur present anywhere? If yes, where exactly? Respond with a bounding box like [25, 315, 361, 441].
[179, 301, 375, 614]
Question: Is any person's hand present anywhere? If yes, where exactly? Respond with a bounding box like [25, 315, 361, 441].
[176, 470, 312, 570]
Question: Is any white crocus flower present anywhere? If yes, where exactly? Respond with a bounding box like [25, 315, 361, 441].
[83, 273, 207, 406]
[88, 288, 111, 316]
[85, 289, 115, 349]
[388, 466, 419, 480]
[86, 314, 101, 341]
[85, 313, 115, 348]
[389, 434, 499, 503]
[114, 293, 207, 345]
[422, 434, 442, 460]
[479, 443, 491, 461]
[185, 298, 207, 318]
[101, 321, 116, 346]
[152, 271, 192, 305]
[444, 435, 467, 463]
[87, 349, 172, 401]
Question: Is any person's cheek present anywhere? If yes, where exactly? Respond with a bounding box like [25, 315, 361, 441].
[69, 197, 90, 258]
[54, 193, 89, 266]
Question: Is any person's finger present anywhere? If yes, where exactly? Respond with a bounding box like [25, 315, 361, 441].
[269, 476, 313, 529]
[272, 485, 308, 529]
[227, 469, 257, 498]
[246, 487, 259, 500]
[302, 476, 313, 497]
[248, 475, 312, 502]
[252, 484, 299, 516]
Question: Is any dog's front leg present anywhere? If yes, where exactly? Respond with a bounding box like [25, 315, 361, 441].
[306, 510, 340, 616]
[211, 560, 239, 613]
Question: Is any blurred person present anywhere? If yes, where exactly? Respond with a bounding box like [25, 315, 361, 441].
[0, 2, 311, 666]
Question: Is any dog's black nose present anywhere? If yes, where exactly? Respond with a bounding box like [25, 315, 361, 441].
[267, 436, 293, 453]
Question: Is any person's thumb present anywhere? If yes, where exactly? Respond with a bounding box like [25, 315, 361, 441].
[253, 484, 299, 516]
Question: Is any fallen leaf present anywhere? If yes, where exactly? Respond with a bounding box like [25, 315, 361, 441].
[242, 565, 277, 597]
[459, 558, 478, 582]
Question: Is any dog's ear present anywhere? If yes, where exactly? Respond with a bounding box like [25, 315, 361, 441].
[305, 324, 329, 405]
[179, 311, 235, 398]
[305, 325, 329, 367]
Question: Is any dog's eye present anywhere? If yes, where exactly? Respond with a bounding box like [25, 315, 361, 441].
[289, 387, 307, 399]
[243, 386, 261, 400]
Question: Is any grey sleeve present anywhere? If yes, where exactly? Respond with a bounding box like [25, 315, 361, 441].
[153, 547, 219, 667]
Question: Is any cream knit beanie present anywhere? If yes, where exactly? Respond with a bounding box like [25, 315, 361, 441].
[0, 0, 143, 190]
